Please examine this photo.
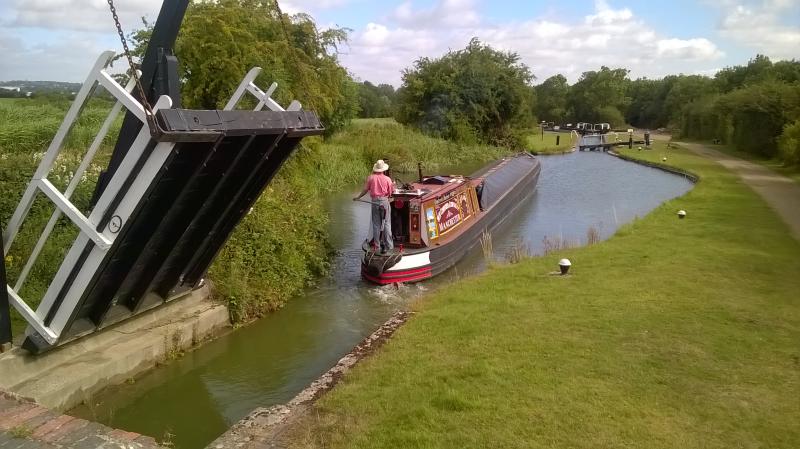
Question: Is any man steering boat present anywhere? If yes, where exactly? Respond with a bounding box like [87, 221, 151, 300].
[354, 159, 395, 254]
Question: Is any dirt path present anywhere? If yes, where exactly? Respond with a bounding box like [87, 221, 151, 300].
[677, 142, 800, 241]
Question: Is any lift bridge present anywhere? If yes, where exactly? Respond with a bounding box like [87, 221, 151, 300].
[0, 51, 324, 353]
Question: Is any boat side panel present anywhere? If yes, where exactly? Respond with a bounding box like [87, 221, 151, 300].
[428, 161, 540, 276]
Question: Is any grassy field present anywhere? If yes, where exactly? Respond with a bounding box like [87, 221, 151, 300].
[0, 100, 510, 332]
[289, 140, 800, 448]
[524, 130, 577, 154]
[0, 98, 121, 334]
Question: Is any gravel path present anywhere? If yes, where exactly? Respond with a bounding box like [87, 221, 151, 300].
[678, 142, 800, 241]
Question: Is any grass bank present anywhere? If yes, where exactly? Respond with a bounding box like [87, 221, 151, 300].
[0, 102, 508, 331]
[290, 141, 800, 448]
[524, 130, 576, 154]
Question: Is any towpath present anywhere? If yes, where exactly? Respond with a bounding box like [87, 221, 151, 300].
[677, 142, 800, 241]
[0, 391, 161, 449]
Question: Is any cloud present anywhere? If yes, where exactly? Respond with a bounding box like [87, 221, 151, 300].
[391, 0, 481, 29]
[716, 1, 800, 59]
[0, 0, 159, 81]
[281, 0, 353, 15]
[0, 28, 111, 82]
[656, 38, 722, 59]
[585, 0, 633, 25]
[6, 0, 162, 33]
[341, 0, 725, 86]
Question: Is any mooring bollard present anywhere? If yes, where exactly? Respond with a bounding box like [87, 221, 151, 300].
[678, 210, 686, 219]
[558, 258, 571, 275]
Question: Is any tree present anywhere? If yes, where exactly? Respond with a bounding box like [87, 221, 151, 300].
[712, 54, 797, 93]
[535, 75, 569, 123]
[567, 66, 629, 126]
[716, 80, 800, 157]
[357, 81, 396, 118]
[121, 0, 358, 135]
[778, 119, 800, 167]
[395, 38, 535, 147]
[625, 77, 661, 128]
[662, 75, 717, 125]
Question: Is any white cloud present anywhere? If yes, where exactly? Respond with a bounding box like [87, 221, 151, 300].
[342, 0, 725, 86]
[7, 0, 161, 33]
[716, 1, 800, 59]
[0, 28, 111, 81]
[391, 0, 481, 29]
[281, 0, 353, 15]
[0, 0, 160, 81]
[656, 38, 722, 59]
[585, 0, 633, 25]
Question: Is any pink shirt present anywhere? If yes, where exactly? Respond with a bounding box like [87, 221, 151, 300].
[365, 173, 393, 199]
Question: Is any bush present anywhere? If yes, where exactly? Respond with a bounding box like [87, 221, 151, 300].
[778, 119, 800, 167]
[395, 38, 534, 149]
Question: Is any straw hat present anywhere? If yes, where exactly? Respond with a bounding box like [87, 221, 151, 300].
[372, 159, 389, 172]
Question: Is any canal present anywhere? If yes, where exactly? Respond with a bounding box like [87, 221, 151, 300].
[69, 151, 693, 448]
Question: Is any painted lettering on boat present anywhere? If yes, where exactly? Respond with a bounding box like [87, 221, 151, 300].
[437, 200, 461, 233]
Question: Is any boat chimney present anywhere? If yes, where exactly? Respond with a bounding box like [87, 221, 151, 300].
[418, 162, 423, 182]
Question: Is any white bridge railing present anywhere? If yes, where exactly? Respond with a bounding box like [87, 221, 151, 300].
[2, 51, 295, 346]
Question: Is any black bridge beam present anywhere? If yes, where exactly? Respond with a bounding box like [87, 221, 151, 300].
[94, 0, 190, 201]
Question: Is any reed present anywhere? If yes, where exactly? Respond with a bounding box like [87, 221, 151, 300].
[541, 234, 578, 255]
[505, 240, 529, 264]
[479, 229, 493, 263]
[586, 225, 601, 245]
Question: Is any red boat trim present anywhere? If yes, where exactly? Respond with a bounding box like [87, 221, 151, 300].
[361, 266, 432, 284]
[361, 265, 431, 279]
[384, 265, 430, 276]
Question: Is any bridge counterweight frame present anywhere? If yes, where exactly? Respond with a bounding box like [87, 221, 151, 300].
[3, 52, 323, 353]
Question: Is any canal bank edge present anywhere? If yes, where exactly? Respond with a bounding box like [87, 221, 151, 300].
[207, 311, 412, 449]
[0, 286, 230, 411]
[0, 388, 163, 448]
[607, 148, 700, 183]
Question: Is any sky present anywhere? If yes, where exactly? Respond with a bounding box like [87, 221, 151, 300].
[0, 0, 798, 86]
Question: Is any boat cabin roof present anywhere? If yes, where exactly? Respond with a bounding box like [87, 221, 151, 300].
[392, 175, 474, 202]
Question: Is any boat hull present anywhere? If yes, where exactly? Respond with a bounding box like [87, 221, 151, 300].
[362, 154, 541, 284]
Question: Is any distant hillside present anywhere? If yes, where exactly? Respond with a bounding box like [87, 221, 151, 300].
[0, 80, 82, 95]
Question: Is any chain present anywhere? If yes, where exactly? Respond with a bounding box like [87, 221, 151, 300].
[273, 0, 312, 110]
[106, 0, 157, 133]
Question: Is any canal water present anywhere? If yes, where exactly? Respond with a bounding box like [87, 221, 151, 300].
[69, 152, 693, 448]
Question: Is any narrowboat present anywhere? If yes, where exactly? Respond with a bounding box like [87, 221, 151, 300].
[361, 153, 541, 284]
